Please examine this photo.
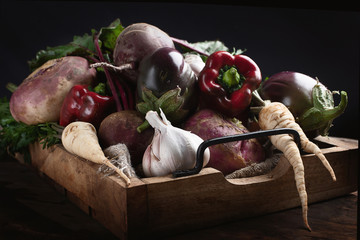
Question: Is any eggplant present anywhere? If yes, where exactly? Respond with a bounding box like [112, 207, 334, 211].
[136, 47, 198, 131]
[259, 71, 347, 137]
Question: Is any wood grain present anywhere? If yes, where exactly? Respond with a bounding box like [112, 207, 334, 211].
[25, 136, 358, 239]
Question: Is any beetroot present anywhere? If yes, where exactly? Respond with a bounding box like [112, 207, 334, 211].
[98, 110, 154, 165]
[184, 109, 265, 175]
[113, 23, 175, 84]
[10, 56, 96, 125]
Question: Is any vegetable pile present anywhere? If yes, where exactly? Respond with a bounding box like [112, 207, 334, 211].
[0, 19, 348, 231]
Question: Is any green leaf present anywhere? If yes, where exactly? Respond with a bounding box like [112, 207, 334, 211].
[0, 98, 62, 161]
[180, 40, 245, 62]
[27, 19, 124, 72]
[230, 47, 246, 55]
[28, 32, 96, 72]
[92, 82, 106, 95]
[28, 45, 74, 72]
[98, 18, 124, 53]
[190, 40, 229, 54]
[71, 33, 96, 53]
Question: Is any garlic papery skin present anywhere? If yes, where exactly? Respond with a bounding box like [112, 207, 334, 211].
[142, 109, 210, 177]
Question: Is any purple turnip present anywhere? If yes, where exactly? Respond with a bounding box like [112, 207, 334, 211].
[184, 109, 265, 175]
[113, 23, 175, 84]
[10, 56, 96, 125]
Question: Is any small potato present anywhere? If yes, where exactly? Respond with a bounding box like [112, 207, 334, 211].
[10, 56, 96, 125]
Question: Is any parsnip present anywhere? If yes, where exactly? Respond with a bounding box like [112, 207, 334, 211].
[61, 121, 131, 185]
[258, 102, 336, 231]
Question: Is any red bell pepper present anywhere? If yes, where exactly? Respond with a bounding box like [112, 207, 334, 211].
[198, 51, 262, 118]
[59, 84, 115, 128]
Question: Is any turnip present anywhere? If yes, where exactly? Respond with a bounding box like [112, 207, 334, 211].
[183, 109, 266, 175]
[98, 110, 154, 165]
[10, 56, 96, 125]
[112, 23, 175, 84]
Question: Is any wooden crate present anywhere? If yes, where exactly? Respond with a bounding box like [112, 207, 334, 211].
[27, 136, 358, 239]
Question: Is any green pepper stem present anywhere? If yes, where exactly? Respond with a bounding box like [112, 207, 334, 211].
[222, 67, 240, 88]
[217, 66, 245, 94]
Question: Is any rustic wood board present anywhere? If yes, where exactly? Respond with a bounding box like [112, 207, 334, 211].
[26, 136, 358, 239]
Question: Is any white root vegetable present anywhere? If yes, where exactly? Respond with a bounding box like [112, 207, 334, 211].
[61, 121, 131, 185]
[142, 109, 210, 177]
[258, 102, 336, 231]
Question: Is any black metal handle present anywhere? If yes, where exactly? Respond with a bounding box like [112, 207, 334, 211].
[172, 128, 300, 178]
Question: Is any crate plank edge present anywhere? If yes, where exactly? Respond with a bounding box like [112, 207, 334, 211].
[26, 136, 358, 239]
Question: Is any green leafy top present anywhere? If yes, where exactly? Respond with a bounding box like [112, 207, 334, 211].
[0, 97, 63, 162]
[28, 19, 124, 72]
[178, 39, 245, 62]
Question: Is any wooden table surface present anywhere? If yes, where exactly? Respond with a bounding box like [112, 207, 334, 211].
[0, 155, 358, 240]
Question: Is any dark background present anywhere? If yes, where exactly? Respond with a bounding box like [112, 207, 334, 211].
[1, 1, 359, 139]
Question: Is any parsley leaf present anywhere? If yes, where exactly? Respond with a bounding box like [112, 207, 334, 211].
[0, 97, 63, 162]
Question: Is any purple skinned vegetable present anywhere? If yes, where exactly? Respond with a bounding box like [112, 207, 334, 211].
[258, 71, 348, 137]
[113, 23, 175, 85]
[183, 109, 265, 175]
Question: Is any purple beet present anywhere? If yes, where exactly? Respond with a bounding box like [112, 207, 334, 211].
[184, 109, 265, 175]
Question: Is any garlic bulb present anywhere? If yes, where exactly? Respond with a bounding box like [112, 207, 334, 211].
[142, 109, 210, 177]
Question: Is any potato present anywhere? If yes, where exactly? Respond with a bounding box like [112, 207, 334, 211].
[10, 56, 96, 125]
